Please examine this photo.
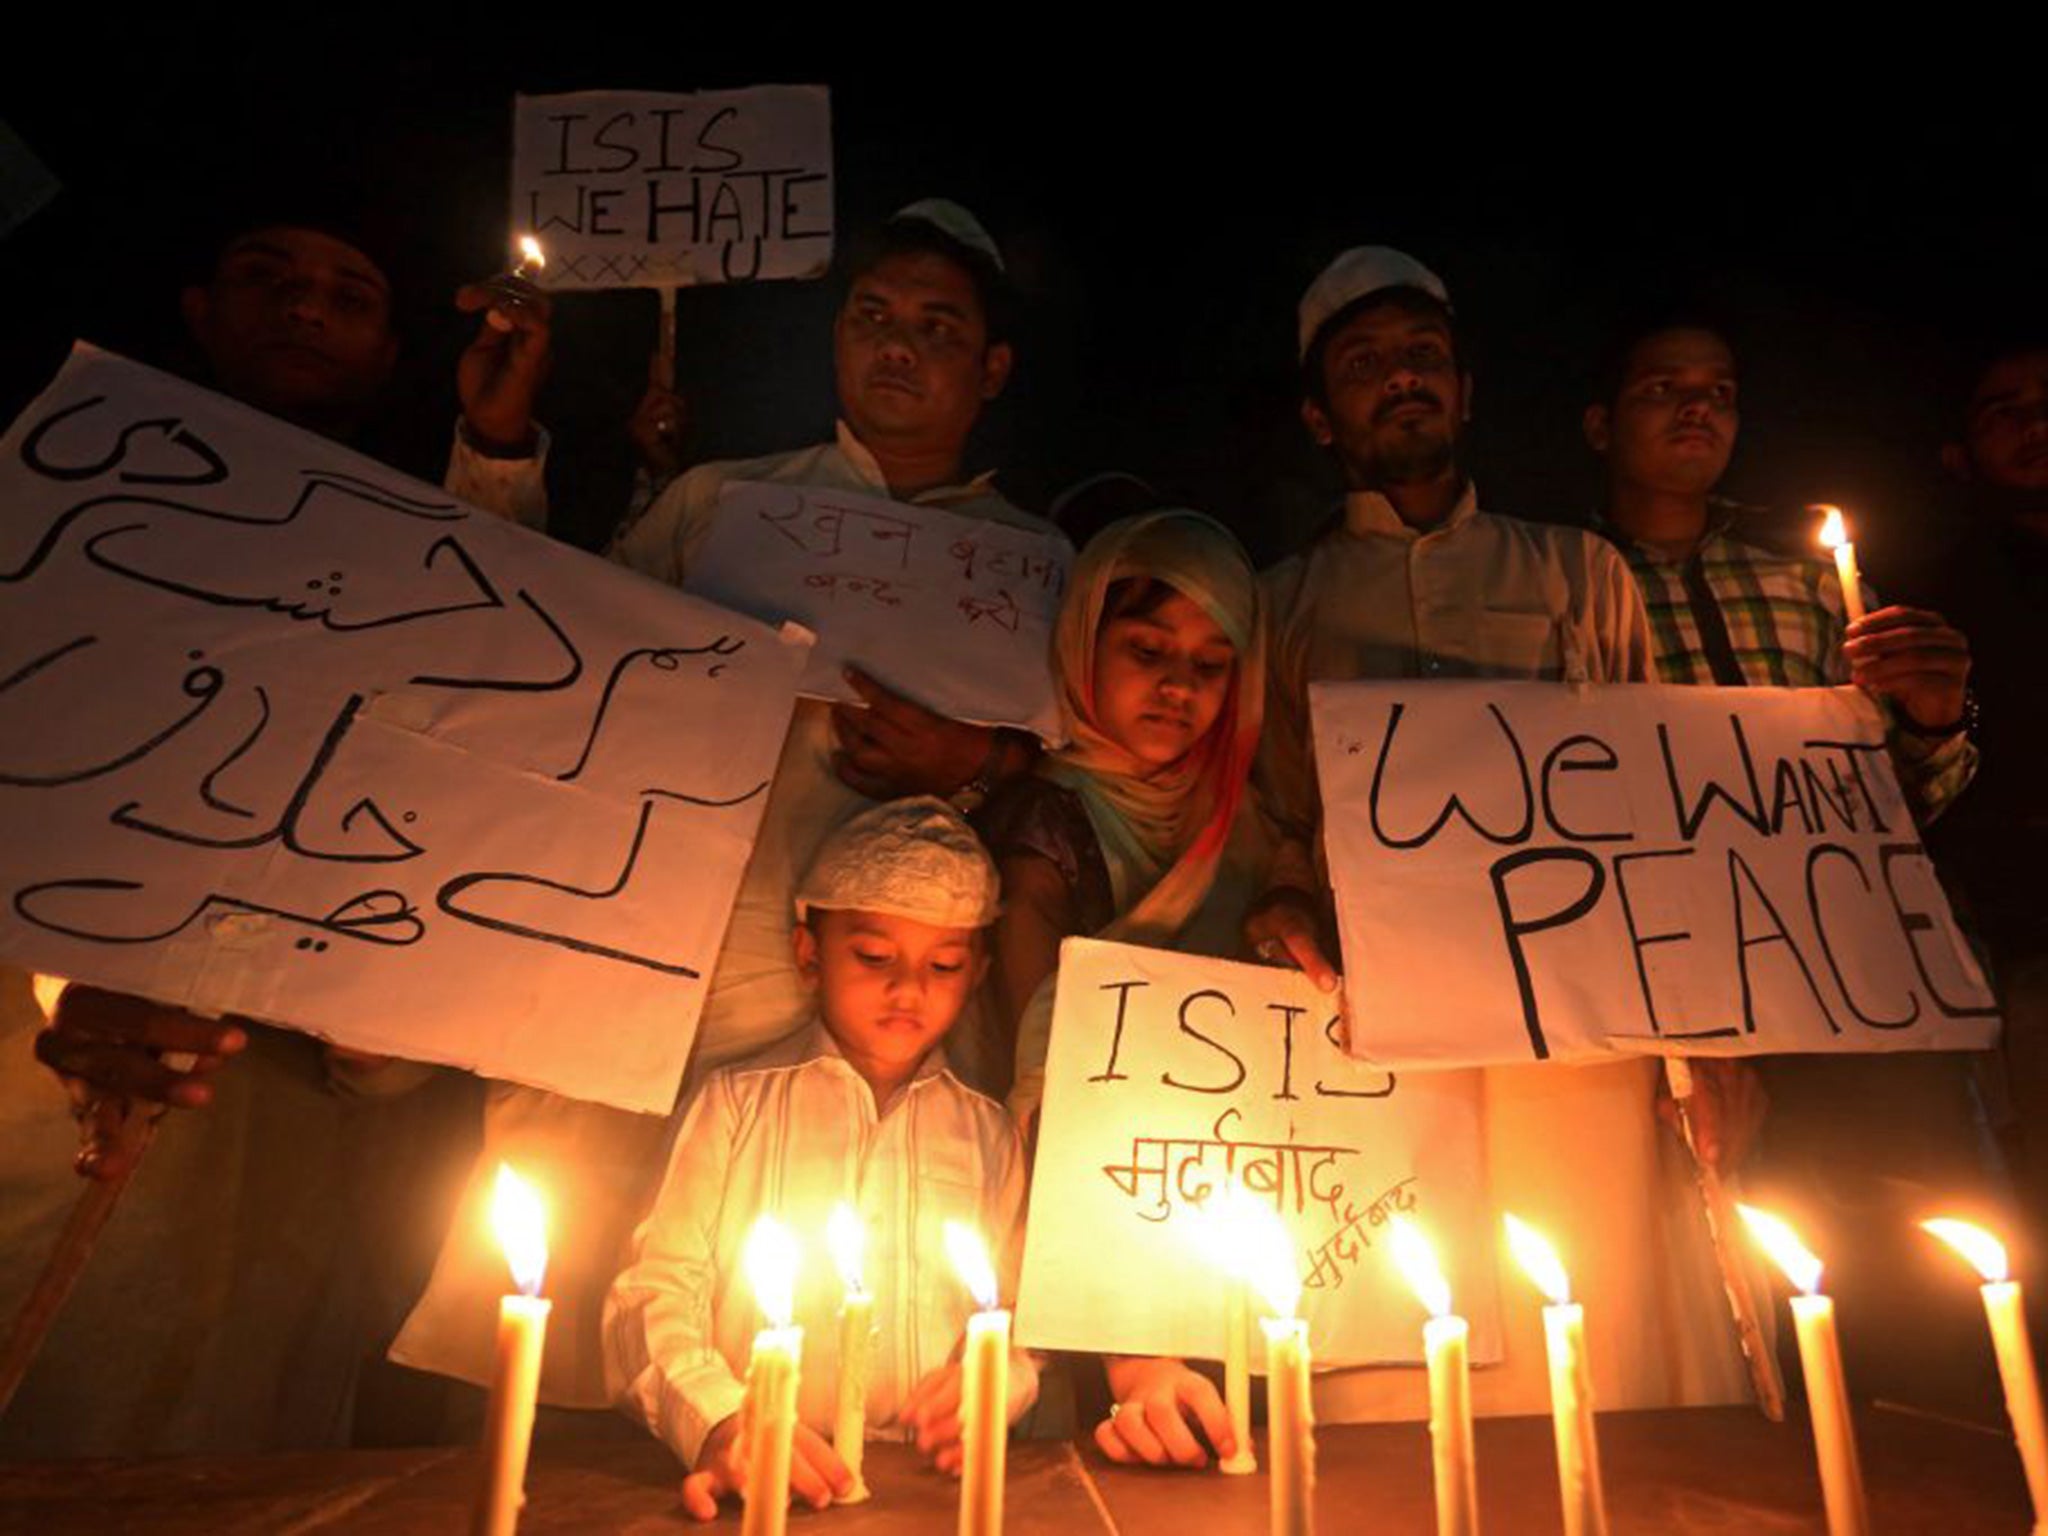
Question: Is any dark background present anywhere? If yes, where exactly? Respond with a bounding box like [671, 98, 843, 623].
[5, 32, 2043, 578]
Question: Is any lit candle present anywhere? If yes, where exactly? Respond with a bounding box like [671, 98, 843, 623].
[1505, 1215, 1607, 1536]
[1390, 1216, 1477, 1536]
[946, 1222, 1009, 1536]
[511, 235, 546, 282]
[826, 1203, 874, 1504]
[486, 236, 547, 333]
[472, 1164, 550, 1536]
[1739, 1205, 1868, 1536]
[740, 1216, 803, 1536]
[1185, 1185, 1262, 1474]
[1922, 1219, 2048, 1522]
[1815, 506, 1867, 625]
[1237, 1201, 1314, 1536]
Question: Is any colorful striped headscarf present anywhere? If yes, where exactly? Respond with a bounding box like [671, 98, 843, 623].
[1042, 510, 1266, 942]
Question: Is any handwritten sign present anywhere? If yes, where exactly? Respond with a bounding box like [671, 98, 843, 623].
[511, 87, 832, 290]
[0, 345, 811, 1113]
[685, 481, 1069, 740]
[1313, 680, 2001, 1068]
[1015, 938, 1498, 1367]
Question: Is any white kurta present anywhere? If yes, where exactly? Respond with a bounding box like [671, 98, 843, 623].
[1257, 486, 1750, 1419]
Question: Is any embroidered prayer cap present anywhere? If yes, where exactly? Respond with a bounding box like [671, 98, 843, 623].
[1297, 245, 1451, 361]
[892, 198, 1005, 273]
[796, 796, 1001, 929]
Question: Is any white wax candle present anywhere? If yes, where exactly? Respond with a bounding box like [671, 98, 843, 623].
[1541, 1302, 1607, 1536]
[472, 1293, 550, 1536]
[1833, 543, 1865, 625]
[1262, 1315, 1316, 1536]
[740, 1324, 803, 1536]
[1790, 1293, 1869, 1536]
[1425, 1313, 1478, 1536]
[834, 1291, 874, 1503]
[959, 1308, 1010, 1536]
[1222, 1277, 1257, 1474]
[1983, 1280, 2048, 1521]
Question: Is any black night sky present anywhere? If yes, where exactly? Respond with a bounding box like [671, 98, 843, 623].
[6, 32, 2043, 580]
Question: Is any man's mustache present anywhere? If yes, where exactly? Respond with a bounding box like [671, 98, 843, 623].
[1375, 390, 1443, 424]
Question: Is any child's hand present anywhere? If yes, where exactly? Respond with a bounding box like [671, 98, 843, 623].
[681, 1414, 856, 1520]
[1097, 1356, 1236, 1469]
[898, 1360, 1037, 1475]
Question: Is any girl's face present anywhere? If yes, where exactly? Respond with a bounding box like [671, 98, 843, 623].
[1092, 589, 1236, 768]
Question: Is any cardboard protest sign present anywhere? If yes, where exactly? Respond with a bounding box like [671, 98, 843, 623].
[0, 345, 810, 1113]
[512, 87, 832, 290]
[1313, 680, 1999, 1068]
[685, 481, 1070, 741]
[1016, 938, 1499, 1368]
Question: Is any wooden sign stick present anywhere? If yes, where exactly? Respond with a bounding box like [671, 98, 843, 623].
[0, 1093, 165, 1417]
[1664, 1055, 1786, 1421]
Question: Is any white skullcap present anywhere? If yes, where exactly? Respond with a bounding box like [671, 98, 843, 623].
[795, 796, 1001, 929]
[1297, 246, 1451, 361]
[893, 198, 1006, 273]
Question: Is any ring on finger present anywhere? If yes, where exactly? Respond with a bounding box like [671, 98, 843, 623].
[1256, 937, 1286, 961]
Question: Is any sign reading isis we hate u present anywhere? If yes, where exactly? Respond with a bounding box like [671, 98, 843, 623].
[512, 86, 832, 290]
[1312, 680, 2000, 1069]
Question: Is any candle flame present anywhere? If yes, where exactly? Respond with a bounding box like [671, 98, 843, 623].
[744, 1215, 801, 1329]
[489, 1163, 548, 1297]
[1184, 1181, 1299, 1317]
[1503, 1213, 1570, 1306]
[1922, 1217, 2009, 1284]
[517, 235, 546, 271]
[826, 1202, 867, 1296]
[1737, 1204, 1824, 1295]
[1814, 505, 1849, 552]
[30, 973, 67, 1019]
[944, 1220, 999, 1311]
[1388, 1214, 1453, 1319]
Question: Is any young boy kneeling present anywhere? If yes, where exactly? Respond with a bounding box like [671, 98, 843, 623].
[605, 798, 1037, 1520]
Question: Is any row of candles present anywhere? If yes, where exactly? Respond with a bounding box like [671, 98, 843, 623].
[469, 1165, 1012, 1536]
[471, 1159, 2046, 1536]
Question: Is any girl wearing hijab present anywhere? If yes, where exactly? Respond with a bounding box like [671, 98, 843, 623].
[974, 509, 1266, 1123]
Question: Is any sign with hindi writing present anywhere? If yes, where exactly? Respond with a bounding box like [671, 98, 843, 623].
[512, 87, 832, 290]
[1015, 938, 1499, 1368]
[686, 480, 1069, 741]
[1313, 680, 2000, 1068]
[0, 345, 811, 1114]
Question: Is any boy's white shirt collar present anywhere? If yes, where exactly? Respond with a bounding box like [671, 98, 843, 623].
[771, 1016, 964, 1108]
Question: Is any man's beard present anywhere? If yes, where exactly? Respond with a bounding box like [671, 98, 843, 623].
[1347, 418, 1457, 488]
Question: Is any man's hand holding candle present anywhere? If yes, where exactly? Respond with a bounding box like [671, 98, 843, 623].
[1842, 605, 1972, 735]
[897, 1356, 1039, 1476]
[454, 277, 553, 459]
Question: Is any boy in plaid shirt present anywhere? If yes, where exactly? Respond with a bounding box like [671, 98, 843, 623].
[1586, 315, 1999, 1407]
[1584, 317, 1974, 820]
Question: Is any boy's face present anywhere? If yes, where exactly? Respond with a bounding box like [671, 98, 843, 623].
[795, 909, 987, 1080]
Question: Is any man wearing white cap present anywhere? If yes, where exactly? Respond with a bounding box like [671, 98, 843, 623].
[607, 798, 1035, 1520]
[391, 202, 1052, 1410]
[1240, 250, 1748, 1427]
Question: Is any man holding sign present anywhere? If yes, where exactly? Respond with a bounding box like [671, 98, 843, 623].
[609, 197, 1053, 1063]
[8, 200, 561, 1455]
[390, 201, 1058, 1408]
[1586, 313, 1995, 1402]
[1241, 247, 1751, 1423]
